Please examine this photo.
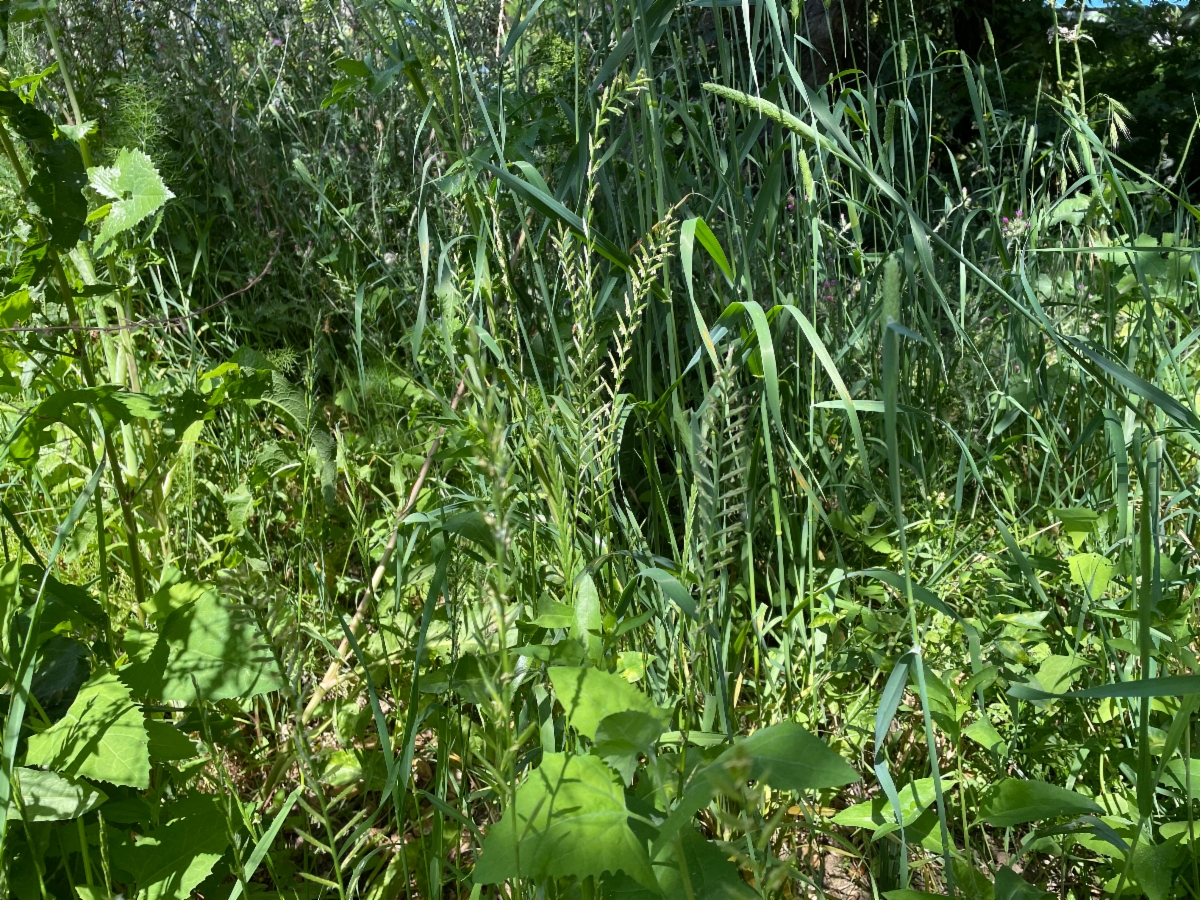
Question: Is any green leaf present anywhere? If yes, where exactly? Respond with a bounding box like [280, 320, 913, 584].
[635, 567, 697, 620]
[57, 119, 97, 141]
[120, 582, 283, 702]
[994, 866, 1052, 900]
[532, 594, 575, 628]
[1053, 507, 1099, 549]
[25, 670, 150, 789]
[549, 666, 668, 740]
[473, 752, 657, 888]
[963, 717, 1008, 757]
[0, 289, 31, 328]
[715, 721, 859, 793]
[117, 795, 230, 900]
[1062, 336, 1200, 434]
[9, 767, 106, 820]
[832, 778, 954, 831]
[1033, 655, 1088, 695]
[7, 386, 160, 463]
[0, 89, 55, 141]
[1132, 839, 1180, 900]
[594, 710, 666, 785]
[87, 148, 174, 251]
[976, 779, 1101, 827]
[227, 785, 303, 900]
[1161, 758, 1200, 799]
[1009, 674, 1200, 702]
[145, 720, 199, 762]
[1068, 553, 1113, 600]
[656, 826, 757, 900]
[29, 139, 87, 248]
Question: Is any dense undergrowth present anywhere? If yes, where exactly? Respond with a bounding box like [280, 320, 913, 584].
[0, 0, 1199, 898]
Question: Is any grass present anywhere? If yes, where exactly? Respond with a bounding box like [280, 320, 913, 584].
[0, 0, 1199, 899]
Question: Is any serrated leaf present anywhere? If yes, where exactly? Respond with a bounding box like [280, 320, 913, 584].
[473, 752, 657, 888]
[87, 148, 174, 249]
[977, 779, 1101, 827]
[145, 720, 200, 762]
[8, 767, 106, 820]
[25, 671, 150, 789]
[550, 666, 668, 740]
[715, 721, 859, 793]
[118, 795, 229, 900]
[120, 583, 283, 702]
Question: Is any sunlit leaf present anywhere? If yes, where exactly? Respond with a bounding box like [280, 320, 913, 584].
[25, 670, 150, 789]
[473, 752, 657, 888]
[88, 148, 174, 251]
[550, 665, 668, 740]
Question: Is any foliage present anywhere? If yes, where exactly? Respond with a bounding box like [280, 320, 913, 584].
[0, 0, 1197, 899]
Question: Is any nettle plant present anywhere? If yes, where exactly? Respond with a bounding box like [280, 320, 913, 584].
[0, 17, 290, 900]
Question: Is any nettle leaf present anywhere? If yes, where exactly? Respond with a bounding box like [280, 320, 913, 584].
[977, 778, 1102, 827]
[550, 666, 669, 739]
[473, 752, 657, 888]
[88, 148, 174, 251]
[145, 720, 200, 763]
[116, 794, 230, 900]
[120, 582, 283, 702]
[24, 670, 151, 789]
[714, 721, 859, 793]
[9, 767, 107, 821]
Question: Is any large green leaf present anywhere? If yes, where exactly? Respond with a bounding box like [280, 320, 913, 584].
[8, 767, 106, 821]
[715, 721, 859, 793]
[473, 752, 657, 888]
[30, 139, 87, 248]
[976, 779, 1101, 827]
[115, 795, 230, 900]
[25, 670, 150, 789]
[121, 583, 283, 702]
[88, 148, 174, 251]
[549, 666, 668, 740]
